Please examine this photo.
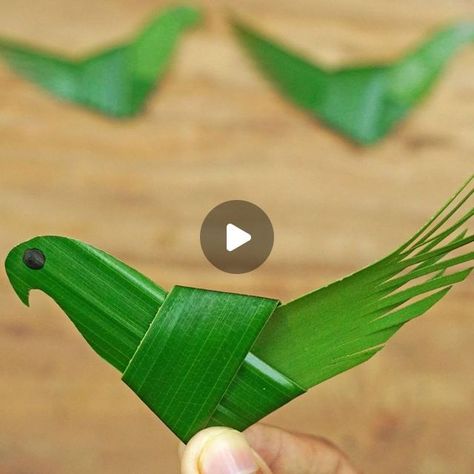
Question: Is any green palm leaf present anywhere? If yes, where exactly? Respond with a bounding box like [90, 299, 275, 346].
[5, 177, 473, 441]
[0, 6, 201, 117]
[233, 20, 474, 144]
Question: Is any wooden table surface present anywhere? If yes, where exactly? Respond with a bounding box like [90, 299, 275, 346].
[0, 1, 473, 472]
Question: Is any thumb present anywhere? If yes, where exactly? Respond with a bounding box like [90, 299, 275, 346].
[180, 427, 271, 474]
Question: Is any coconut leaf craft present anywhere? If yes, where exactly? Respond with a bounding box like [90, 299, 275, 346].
[234, 20, 474, 145]
[5, 178, 473, 442]
[0, 6, 201, 117]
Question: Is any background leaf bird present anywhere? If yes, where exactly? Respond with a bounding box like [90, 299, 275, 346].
[0, 6, 201, 117]
[234, 20, 474, 145]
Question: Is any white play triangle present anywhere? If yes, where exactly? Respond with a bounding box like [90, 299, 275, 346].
[226, 223, 252, 252]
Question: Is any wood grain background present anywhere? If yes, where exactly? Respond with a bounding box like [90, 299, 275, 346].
[0, 0, 472, 472]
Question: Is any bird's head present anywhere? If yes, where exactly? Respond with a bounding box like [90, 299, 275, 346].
[5, 235, 167, 371]
[5, 235, 61, 306]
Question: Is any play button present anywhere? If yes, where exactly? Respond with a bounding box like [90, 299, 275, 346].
[200, 200, 274, 273]
[226, 224, 251, 252]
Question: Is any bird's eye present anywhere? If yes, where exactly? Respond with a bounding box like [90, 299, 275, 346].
[23, 248, 46, 270]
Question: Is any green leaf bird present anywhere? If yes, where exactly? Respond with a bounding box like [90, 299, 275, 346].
[233, 20, 474, 145]
[5, 178, 473, 443]
[0, 6, 201, 117]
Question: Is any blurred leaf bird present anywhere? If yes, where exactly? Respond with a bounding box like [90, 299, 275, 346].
[0, 6, 201, 117]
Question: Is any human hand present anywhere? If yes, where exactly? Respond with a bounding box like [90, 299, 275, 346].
[180, 424, 360, 474]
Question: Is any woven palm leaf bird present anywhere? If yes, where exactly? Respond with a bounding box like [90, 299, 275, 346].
[0, 6, 201, 117]
[5, 178, 473, 443]
[234, 20, 474, 145]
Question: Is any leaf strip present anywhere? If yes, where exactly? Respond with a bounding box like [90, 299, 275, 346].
[122, 286, 279, 442]
[210, 353, 305, 431]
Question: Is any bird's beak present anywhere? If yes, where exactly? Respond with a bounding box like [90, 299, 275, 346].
[5, 247, 31, 306]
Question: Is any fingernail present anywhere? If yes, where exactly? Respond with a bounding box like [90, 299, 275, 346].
[199, 430, 259, 474]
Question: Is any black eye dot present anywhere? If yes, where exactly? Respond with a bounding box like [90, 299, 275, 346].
[23, 248, 46, 270]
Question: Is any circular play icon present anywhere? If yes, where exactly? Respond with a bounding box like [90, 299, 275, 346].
[200, 200, 274, 274]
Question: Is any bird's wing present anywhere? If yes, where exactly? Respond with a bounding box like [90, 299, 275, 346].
[252, 176, 474, 389]
[233, 20, 474, 144]
[0, 38, 80, 101]
[389, 22, 474, 106]
[129, 6, 201, 81]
